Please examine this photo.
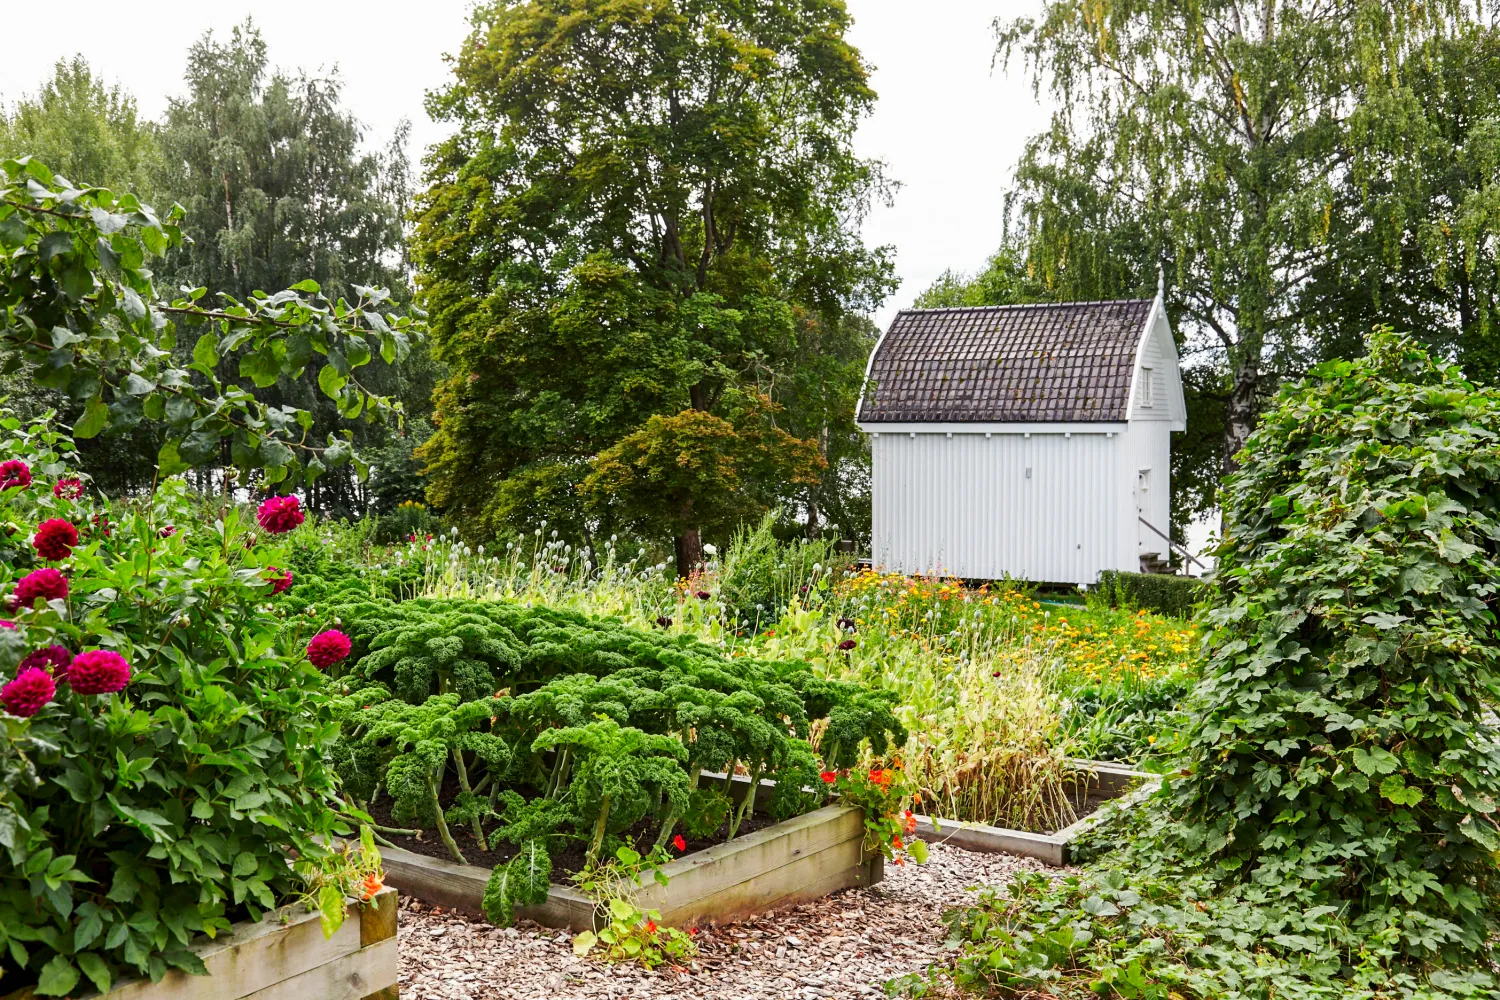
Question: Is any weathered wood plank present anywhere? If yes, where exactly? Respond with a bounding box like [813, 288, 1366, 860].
[385, 805, 874, 931]
[360, 889, 399, 947]
[657, 828, 875, 927]
[911, 814, 1066, 865]
[95, 903, 363, 1000]
[641, 805, 865, 911]
[237, 939, 396, 1000]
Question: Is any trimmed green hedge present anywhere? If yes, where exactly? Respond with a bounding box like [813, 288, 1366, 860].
[1093, 570, 1206, 618]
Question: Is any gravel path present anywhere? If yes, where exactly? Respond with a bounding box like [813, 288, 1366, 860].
[396, 842, 1044, 1000]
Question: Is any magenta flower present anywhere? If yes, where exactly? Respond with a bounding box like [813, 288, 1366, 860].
[32, 519, 80, 561]
[68, 650, 131, 695]
[0, 621, 14, 630]
[837, 639, 857, 651]
[266, 566, 294, 595]
[13, 568, 68, 608]
[1, 668, 54, 717]
[256, 495, 305, 535]
[307, 630, 352, 669]
[19, 645, 71, 679]
[0, 460, 31, 491]
[53, 477, 83, 500]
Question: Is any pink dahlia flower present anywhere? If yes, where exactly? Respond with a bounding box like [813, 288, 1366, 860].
[256, 495, 305, 535]
[68, 649, 131, 695]
[13, 568, 68, 608]
[0, 460, 31, 491]
[1, 668, 54, 717]
[307, 629, 352, 669]
[32, 519, 80, 561]
[19, 645, 71, 679]
[53, 477, 84, 500]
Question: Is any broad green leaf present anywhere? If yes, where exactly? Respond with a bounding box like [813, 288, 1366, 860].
[35, 955, 80, 996]
[74, 396, 109, 439]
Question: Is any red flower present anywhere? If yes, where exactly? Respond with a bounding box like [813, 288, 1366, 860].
[307, 630, 352, 669]
[265, 566, 294, 594]
[688, 927, 698, 937]
[837, 639, 856, 651]
[19, 645, 71, 679]
[892, 834, 903, 851]
[643, 918, 657, 934]
[672, 834, 687, 852]
[256, 494, 305, 534]
[820, 770, 837, 784]
[655, 616, 672, 629]
[53, 477, 83, 500]
[32, 519, 79, 561]
[1, 667, 54, 717]
[0, 460, 31, 491]
[90, 513, 110, 537]
[158, 525, 177, 539]
[695, 591, 711, 600]
[903, 809, 917, 834]
[13, 568, 68, 608]
[868, 768, 892, 790]
[69, 650, 131, 695]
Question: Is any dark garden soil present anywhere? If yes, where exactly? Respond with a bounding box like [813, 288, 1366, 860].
[367, 775, 785, 876]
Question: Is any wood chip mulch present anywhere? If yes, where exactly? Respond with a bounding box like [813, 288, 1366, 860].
[396, 841, 1045, 999]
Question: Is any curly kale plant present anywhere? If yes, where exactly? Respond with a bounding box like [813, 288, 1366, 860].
[323, 593, 904, 928]
[928, 332, 1500, 1000]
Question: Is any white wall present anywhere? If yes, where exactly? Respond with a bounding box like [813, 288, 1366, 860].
[869, 426, 1137, 584]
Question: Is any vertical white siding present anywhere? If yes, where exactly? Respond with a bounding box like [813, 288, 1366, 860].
[871, 430, 1132, 585]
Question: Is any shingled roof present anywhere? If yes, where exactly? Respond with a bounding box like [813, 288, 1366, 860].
[857, 298, 1155, 423]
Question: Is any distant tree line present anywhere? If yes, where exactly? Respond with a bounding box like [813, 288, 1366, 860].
[922, 1, 1500, 543]
[0, 21, 433, 519]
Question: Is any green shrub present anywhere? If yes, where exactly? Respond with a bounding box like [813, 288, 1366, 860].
[920, 332, 1500, 999]
[0, 421, 353, 996]
[719, 511, 846, 632]
[1091, 569, 1206, 618]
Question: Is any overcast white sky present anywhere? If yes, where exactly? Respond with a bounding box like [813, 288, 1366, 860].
[0, 0, 1051, 329]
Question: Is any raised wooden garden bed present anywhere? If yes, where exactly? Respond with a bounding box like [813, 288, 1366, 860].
[912, 759, 1160, 866]
[2, 888, 398, 1000]
[383, 796, 880, 931]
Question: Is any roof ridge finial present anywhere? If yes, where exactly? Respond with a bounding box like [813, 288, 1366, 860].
[1156, 264, 1164, 301]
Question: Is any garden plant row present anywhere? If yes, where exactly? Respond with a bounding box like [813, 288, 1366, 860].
[286, 585, 918, 927]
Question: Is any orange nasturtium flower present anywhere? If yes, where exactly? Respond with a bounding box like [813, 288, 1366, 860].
[361, 873, 385, 901]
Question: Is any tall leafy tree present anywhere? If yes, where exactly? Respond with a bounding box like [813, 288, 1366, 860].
[996, 0, 1472, 488]
[414, 0, 895, 574]
[0, 57, 160, 200]
[149, 19, 430, 513]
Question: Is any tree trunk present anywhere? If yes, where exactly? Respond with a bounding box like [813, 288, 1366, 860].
[1219, 353, 1260, 538]
[674, 528, 703, 578]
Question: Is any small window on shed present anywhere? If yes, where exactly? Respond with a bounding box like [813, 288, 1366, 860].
[1141, 367, 1154, 407]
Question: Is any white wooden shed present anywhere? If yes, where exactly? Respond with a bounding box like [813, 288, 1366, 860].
[854, 293, 1186, 585]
